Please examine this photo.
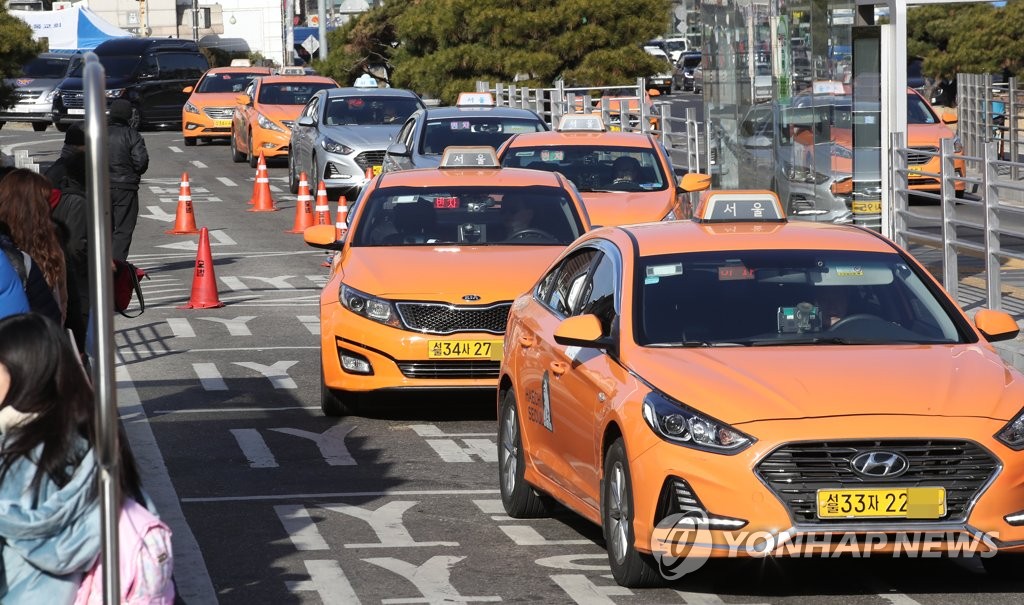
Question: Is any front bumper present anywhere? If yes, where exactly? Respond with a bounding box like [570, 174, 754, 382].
[317, 149, 385, 192]
[628, 415, 1024, 559]
[252, 128, 291, 158]
[182, 108, 234, 139]
[0, 101, 54, 123]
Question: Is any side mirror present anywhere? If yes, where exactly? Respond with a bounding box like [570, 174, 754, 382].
[941, 110, 958, 125]
[553, 314, 609, 349]
[679, 172, 712, 192]
[297, 115, 315, 127]
[182, 85, 194, 94]
[974, 309, 1019, 342]
[303, 224, 345, 251]
[386, 142, 409, 157]
[235, 94, 252, 106]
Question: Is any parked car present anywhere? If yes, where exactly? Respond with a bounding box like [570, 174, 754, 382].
[642, 47, 675, 96]
[662, 36, 690, 63]
[181, 66, 274, 146]
[52, 38, 210, 131]
[0, 52, 79, 132]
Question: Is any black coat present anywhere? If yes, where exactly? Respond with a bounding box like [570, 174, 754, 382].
[52, 177, 90, 348]
[108, 119, 149, 191]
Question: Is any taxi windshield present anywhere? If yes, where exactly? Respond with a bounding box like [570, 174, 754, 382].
[636, 249, 966, 347]
[421, 118, 546, 155]
[352, 185, 585, 247]
[323, 96, 421, 126]
[501, 146, 669, 193]
[257, 82, 334, 105]
[196, 71, 264, 93]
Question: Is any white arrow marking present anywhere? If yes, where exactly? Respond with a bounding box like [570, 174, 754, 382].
[155, 229, 237, 250]
[139, 205, 176, 223]
[191, 160, 207, 169]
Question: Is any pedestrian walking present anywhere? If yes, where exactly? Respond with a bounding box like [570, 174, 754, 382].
[107, 99, 149, 261]
[44, 123, 86, 191]
[0, 169, 68, 322]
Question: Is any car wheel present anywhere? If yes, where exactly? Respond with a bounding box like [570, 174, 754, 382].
[320, 361, 357, 417]
[55, 122, 68, 132]
[603, 438, 662, 588]
[184, 136, 197, 147]
[247, 132, 258, 168]
[230, 130, 245, 163]
[288, 153, 299, 194]
[498, 389, 549, 518]
[32, 122, 48, 132]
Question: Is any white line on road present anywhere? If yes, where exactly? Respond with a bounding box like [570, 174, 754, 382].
[190, 160, 207, 169]
[193, 363, 228, 391]
[275, 505, 329, 550]
[181, 489, 501, 503]
[116, 362, 217, 604]
[216, 177, 237, 187]
[153, 406, 319, 415]
[169, 146, 183, 153]
[230, 429, 278, 468]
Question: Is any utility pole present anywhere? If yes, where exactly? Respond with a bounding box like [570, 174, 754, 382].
[318, 0, 328, 60]
[285, 0, 295, 67]
[191, 0, 199, 42]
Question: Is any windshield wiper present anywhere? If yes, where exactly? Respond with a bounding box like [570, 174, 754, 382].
[747, 337, 912, 346]
[648, 341, 747, 348]
[575, 188, 619, 193]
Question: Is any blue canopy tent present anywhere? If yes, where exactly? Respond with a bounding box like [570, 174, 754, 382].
[11, 6, 134, 51]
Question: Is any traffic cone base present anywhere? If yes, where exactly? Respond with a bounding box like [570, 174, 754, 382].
[167, 172, 200, 234]
[178, 227, 224, 309]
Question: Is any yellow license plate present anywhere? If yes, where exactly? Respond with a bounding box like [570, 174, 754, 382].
[427, 340, 503, 360]
[851, 200, 881, 214]
[907, 165, 925, 172]
[214, 119, 232, 128]
[372, 165, 383, 176]
[817, 487, 945, 519]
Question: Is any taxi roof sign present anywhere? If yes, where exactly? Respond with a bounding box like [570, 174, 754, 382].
[354, 74, 379, 88]
[456, 92, 496, 107]
[440, 146, 501, 169]
[695, 190, 787, 223]
[557, 114, 606, 132]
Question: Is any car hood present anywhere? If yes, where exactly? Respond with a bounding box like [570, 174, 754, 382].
[319, 124, 402, 148]
[58, 76, 134, 92]
[580, 190, 672, 226]
[256, 105, 304, 122]
[340, 246, 562, 302]
[628, 344, 1024, 424]
[908, 121, 956, 146]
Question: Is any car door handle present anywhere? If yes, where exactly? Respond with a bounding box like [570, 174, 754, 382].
[518, 334, 534, 348]
[549, 361, 568, 376]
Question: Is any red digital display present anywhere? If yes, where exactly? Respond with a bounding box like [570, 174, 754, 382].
[434, 196, 459, 209]
[718, 266, 755, 281]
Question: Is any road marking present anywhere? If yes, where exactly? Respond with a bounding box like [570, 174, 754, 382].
[410, 424, 495, 438]
[286, 560, 362, 603]
[271, 425, 357, 466]
[166, 318, 196, 338]
[230, 428, 278, 467]
[329, 501, 457, 548]
[551, 575, 630, 603]
[365, 556, 499, 604]
[139, 205, 176, 222]
[275, 505, 330, 550]
[116, 362, 217, 604]
[156, 228, 236, 250]
[181, 489, 500, 503]
[193, 362, 227, 391]
[424, 438, 497, 462]
[499, 526, 592, 546]
[233, 360, 299, 389]
[216, 177, 237, 187]
[197, 315, 257, 336]
[154, 406, 319, 415]
[169, 146, 183, 153]
[190, 160, 207, 169]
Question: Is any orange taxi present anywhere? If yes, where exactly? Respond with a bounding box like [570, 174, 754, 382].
[181, 66, 272, 146]
[498, 189, 1024, 586]
[304, 146, 591, 416]
[497, 114, 709, 226]
[230, 74, 338, 167]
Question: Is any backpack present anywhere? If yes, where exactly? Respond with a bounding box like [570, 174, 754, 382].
[74, 496, 175, 605]
[0, 236, 29, 289]
[113, 259, 149, 318]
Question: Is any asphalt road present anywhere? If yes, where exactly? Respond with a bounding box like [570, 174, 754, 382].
[3, 116, 1024, 605]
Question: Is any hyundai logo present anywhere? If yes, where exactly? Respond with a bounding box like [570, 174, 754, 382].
[462, 294, 481, 301]
[850, 451, 910, 478]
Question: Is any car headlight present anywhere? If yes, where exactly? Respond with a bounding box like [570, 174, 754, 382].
[641, 389, 753, 454]
[952, 135, 963, 154]
[44, 89, 58, 103]
[321, 137, 355, 155]
[257, 113, 285, 133]
[996, 408, 1024, 450]
[783, 162, 830, 184]
[105, 88, 126, 98]
[184, 101, 199, 114]
[339, 284, 401, 328]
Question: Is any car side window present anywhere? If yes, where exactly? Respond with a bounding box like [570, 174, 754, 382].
[577, 252, 618, 335]
[538, 249, 598, 317]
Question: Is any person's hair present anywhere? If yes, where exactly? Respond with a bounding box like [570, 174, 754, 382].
[0, 170, 66, 295]
[0, 313, 93, 494]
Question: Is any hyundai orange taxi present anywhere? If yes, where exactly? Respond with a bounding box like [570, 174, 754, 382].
[181, 66, 272, 146]
[498, 115, 709, 226]
[498, 189, 1024, 587]
[304, 146, 590, 416]
[230, 74, 338, 167]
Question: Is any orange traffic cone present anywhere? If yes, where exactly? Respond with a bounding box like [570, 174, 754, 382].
[313, 182, 331, 225]
[247, 152, 266, 205]
[286, 171, 315, 233]
[166, 172, 200, 235]
[248, 152, 277, 212]
[178, 227, 225, 309]
[364, 166, 374, 182]
[335, 195, 349, 238]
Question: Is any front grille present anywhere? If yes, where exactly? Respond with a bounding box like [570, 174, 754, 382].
[354, 150, 386, 171]
[397, 360, 500, 379]
[756, 440, 998, 524]
[203, 106, 233, 120]
[907, 146, 937, 165]
[396, 302, 511, 335]
[60, 91, 84, 109]
[15, 90, 39, 102]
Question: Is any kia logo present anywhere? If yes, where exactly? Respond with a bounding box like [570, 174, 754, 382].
[850, 451, 910, 478]
[462, 294, 481, 301]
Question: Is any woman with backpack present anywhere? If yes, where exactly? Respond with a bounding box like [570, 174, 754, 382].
[0, 313, 160, 604]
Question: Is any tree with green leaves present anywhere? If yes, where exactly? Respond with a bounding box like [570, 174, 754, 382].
[0, 9, 44, 111]
[319, 0, 672, 103]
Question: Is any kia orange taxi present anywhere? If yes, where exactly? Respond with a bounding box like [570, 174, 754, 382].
[230, 74, 338, 167]
[498, 189, 1024, 587]
[498, 114, 710, 226]
[304, 146, 590, 416]
[181, 65, 272, 146]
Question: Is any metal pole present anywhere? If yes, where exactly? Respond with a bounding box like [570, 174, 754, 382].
[192, 0, 199, 42]
[83, 52, 121, 605]
[285, 0, 295, 67]
[983, 140, 1002, 310]
[318, 0, 328, 60]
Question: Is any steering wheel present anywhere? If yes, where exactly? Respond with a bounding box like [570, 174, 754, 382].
[828, 313, 883, 330]
[507, 228, 555, 242]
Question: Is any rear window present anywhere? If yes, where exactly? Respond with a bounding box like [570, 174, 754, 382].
[421, 117, 546, 155]
[21, 56, 71, 78]
[681, 55, 702, 69]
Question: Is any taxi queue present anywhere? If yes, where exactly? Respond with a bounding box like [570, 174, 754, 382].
[188, 79, 1024, 587]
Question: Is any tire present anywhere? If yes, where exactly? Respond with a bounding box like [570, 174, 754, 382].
[32, 122, 47, 132]
[288, 153, 299, 194]
[183, 136, 197, 147]
[498, 389, 549, 518]
[981, 552, 1024, 578]
[247, 131, 258, 168]
[230, 131, 245, 163]
[55, 122, 69, 133]
[602, 438, 662, 588]
[320, 362, 357, 417]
